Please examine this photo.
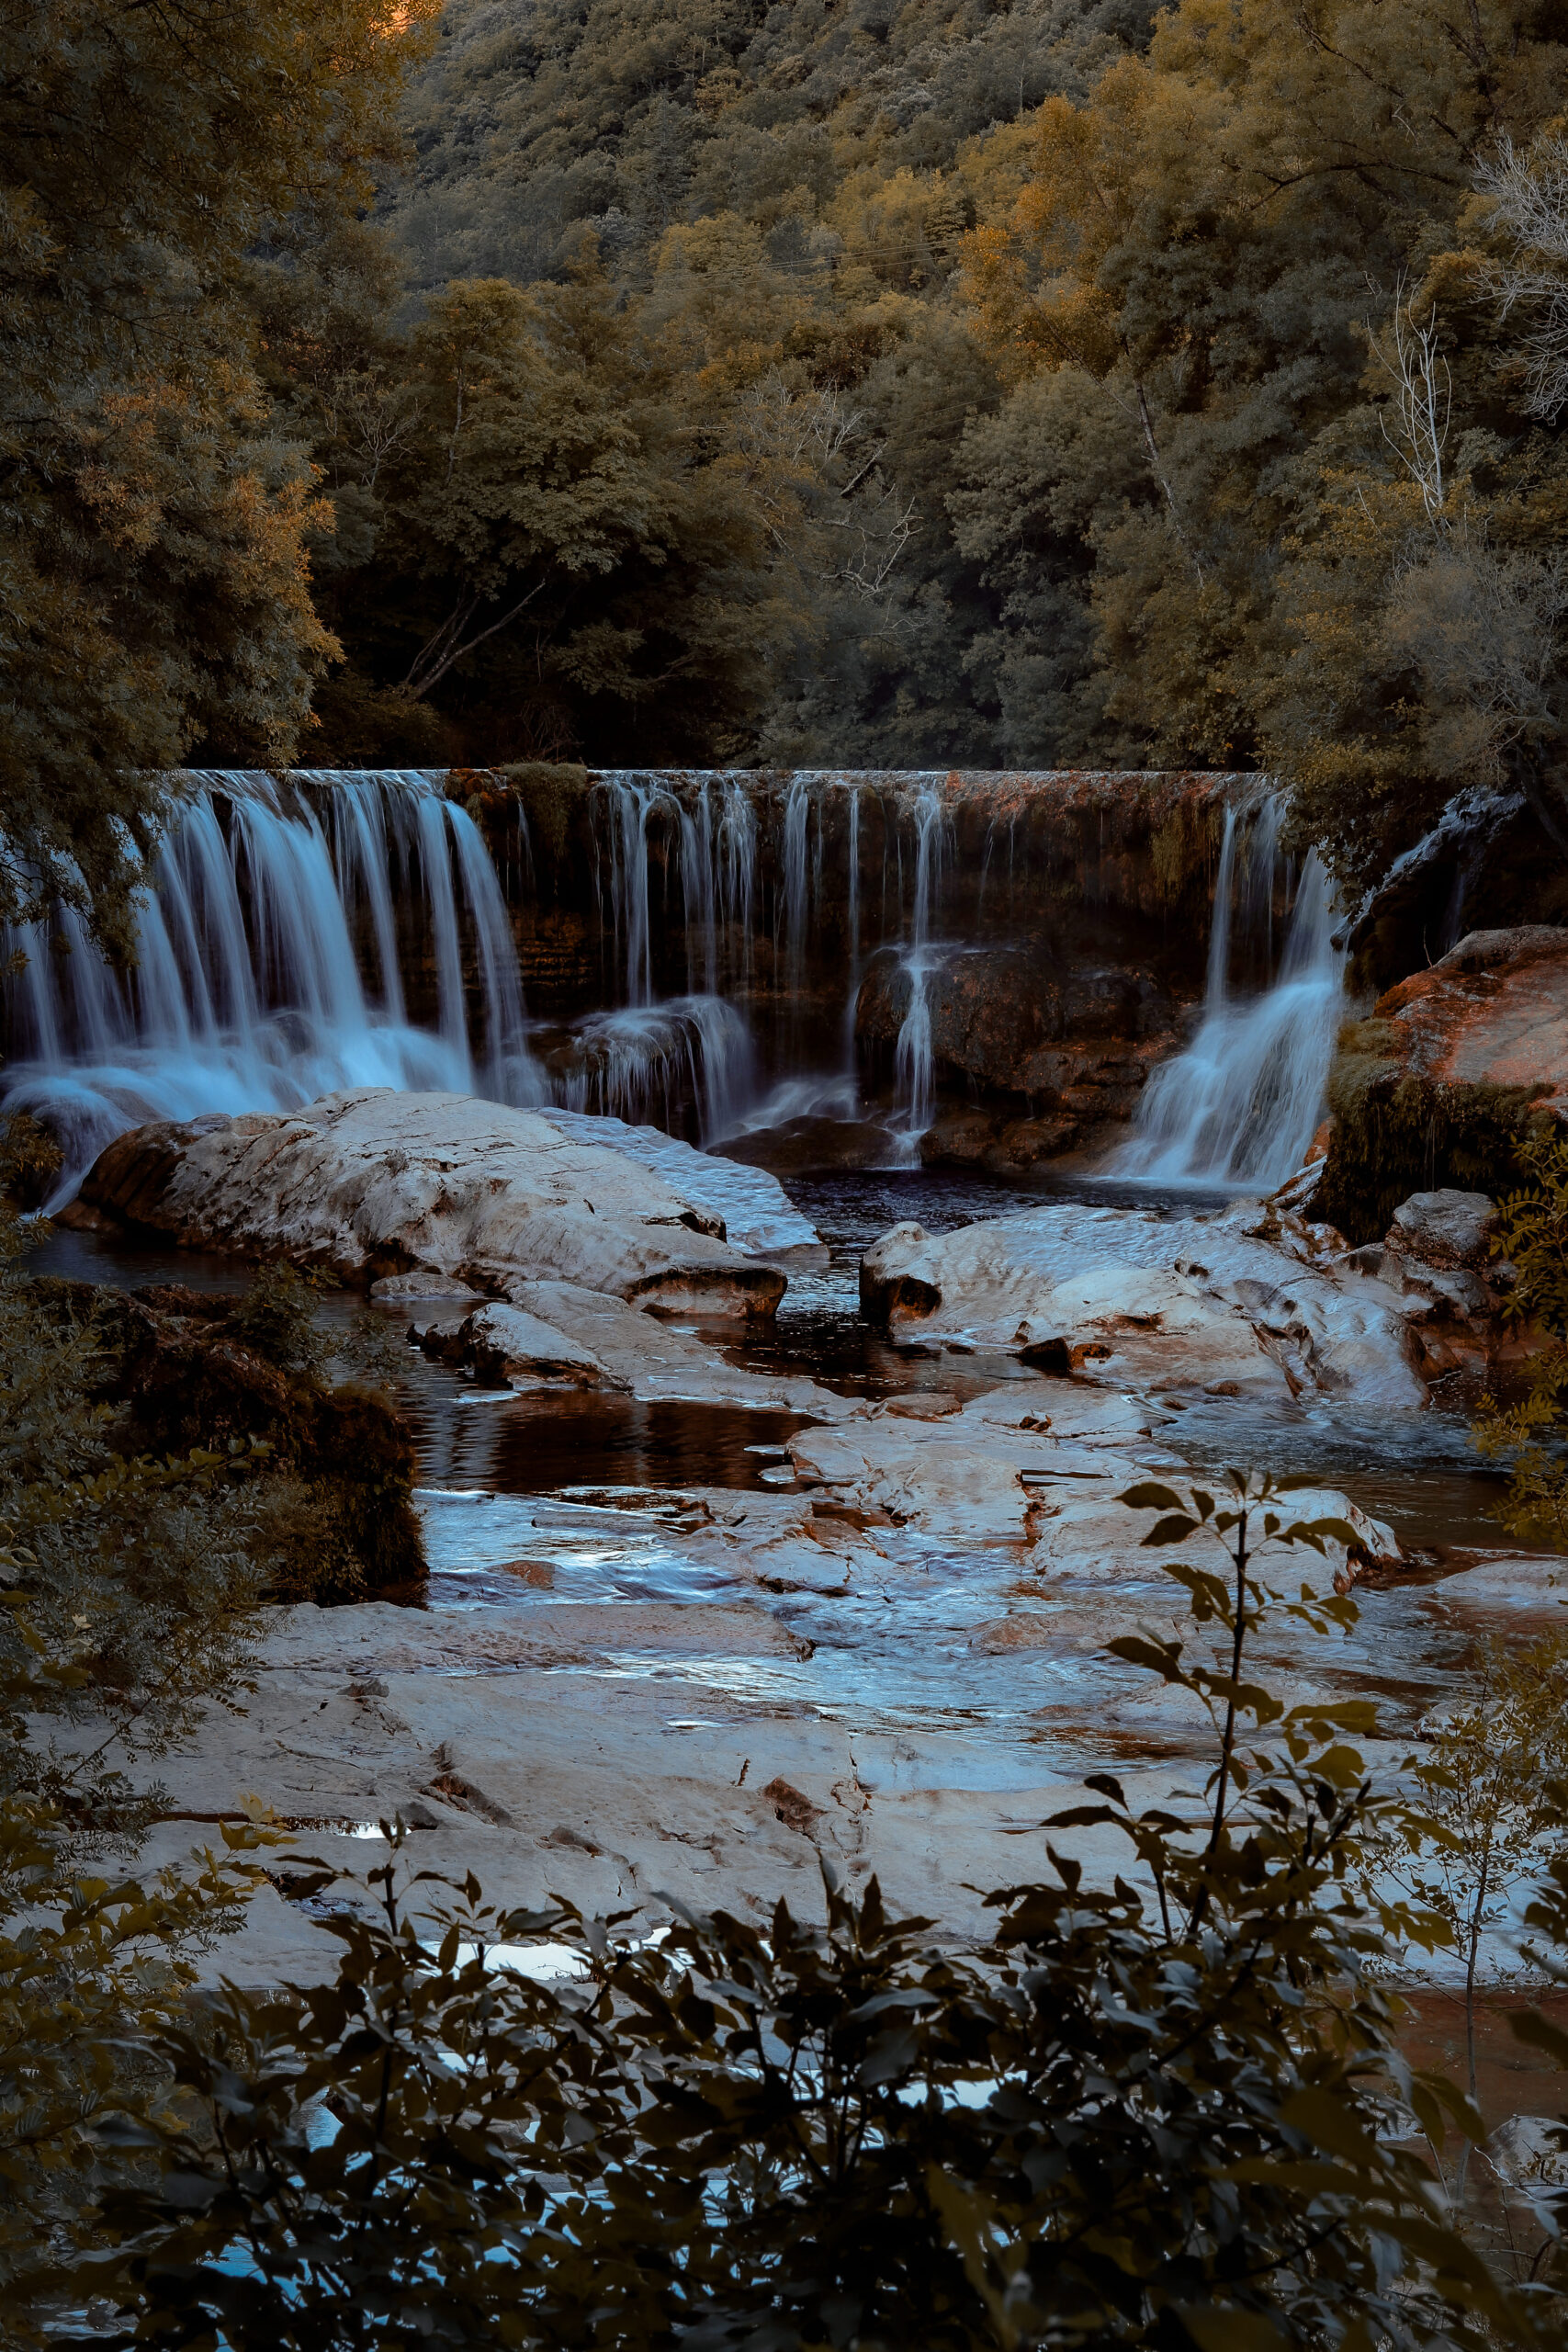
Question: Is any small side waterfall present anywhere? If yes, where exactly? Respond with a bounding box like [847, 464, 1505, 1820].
[1115, 820, 1344, 1189]
[553, 998, 756, 1142]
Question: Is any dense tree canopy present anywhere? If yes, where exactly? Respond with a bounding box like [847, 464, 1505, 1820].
[0, 0, 437, 945]
[247, 0, 1562, 910]
[7, 0, 1568, 910]
[960, 1, 1568, 881]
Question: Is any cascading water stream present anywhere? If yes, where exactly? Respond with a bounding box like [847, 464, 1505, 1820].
[0, 771, 547, 1204]
[4, 767, 1346, 1209]
[781, 778, 811, 1017]
[840, 785, 862, 1084]
[886, 782, 948, 1166]
[1114, 807, 1345, 1188]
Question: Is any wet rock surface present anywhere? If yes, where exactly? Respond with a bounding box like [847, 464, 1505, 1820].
[1387, 1189, 1499, 1269]
[76, 1088, 792, 1319]
[1380, 928, 1568, 1104]
[51, 1138, 1552, 1984]
[859, 1198, 1431, 1410]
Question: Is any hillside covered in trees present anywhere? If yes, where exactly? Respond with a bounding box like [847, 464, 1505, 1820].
[6, 0, 1568, 925]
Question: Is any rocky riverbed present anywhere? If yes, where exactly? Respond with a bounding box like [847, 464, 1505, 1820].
[37, 1083, 1556, 1985]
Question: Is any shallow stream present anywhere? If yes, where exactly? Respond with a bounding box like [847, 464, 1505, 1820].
[35, 1164, 1508, 1544]
[32, 1164, 1514, 1781]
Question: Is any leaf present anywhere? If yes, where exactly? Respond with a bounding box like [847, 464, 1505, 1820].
[1179, 2308, 1288, 2351]
[1278, 2087, 1384, 2166]
[1107, 1634, 1188, 1681]
[1141, 1514, 1199, 1546]
[1118, 1482, 1186, 1510]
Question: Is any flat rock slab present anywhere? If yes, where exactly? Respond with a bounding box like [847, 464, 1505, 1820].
[536, 1108, 823, 1257]
[80, 1088, 787, 1320]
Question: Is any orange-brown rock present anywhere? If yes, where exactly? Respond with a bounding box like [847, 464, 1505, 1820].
[1320, 927, 1568, 1242]
[1375, 928, 1568, 1104]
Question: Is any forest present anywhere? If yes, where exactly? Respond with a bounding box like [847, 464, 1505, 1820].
[10, 4, 1568, 2345]
[6, 0, 1568, 943]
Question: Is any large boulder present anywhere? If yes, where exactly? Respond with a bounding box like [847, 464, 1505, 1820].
[78, 1089, 787, 1320]
[1320, 927, 1568, 1241]
[1386, 1189, 1498, 1271]
[859, 1200, 1428, 1409]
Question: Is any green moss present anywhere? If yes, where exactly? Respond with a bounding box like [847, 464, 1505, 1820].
[1145, 794, 1228, 911]
[1317, 1018, 1546, 1240]
[499, 762, 590, 882]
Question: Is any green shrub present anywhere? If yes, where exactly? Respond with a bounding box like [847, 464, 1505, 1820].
[1474, 1126, 1568, 1554]
[0, 1162, 274, 2311]
[28, 1259, 427, 1606]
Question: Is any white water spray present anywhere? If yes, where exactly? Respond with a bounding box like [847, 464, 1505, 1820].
[1116, 820, 1344, 1189]
[553, 997, 756, 1143]
[886, 783, 949, 1165]
[1, 772, 547, 1204]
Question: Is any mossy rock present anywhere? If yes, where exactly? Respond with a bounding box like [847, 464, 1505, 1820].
[290, 1381, 426, 1603]
[1147, 795, 1228, 910]
[30, 1277, 428, 1604]
[1316, 1016, 1547, 1241]
[497, 762, 591, 880]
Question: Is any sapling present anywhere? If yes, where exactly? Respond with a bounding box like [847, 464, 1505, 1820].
[1404, 1638, 1568, 2203]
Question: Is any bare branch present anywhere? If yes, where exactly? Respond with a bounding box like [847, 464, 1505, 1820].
[1366, 278, 1451, 521]
[1475, 132, 1568, 422]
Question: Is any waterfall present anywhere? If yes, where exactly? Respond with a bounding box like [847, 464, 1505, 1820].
[781, 776, 811, 1018]
[1114, 835, 1344, 1189]
[841, 786, 863, 1088]
[0, 770, 547, 1204]
[602, 775, 660, 1008]
[886, 782, 949, 1164]
[552, 998, 756, 1143]
[1203, 808, 1238, 1019]
[678, 786, 718, 997]
[5, 765, 1321, 1203]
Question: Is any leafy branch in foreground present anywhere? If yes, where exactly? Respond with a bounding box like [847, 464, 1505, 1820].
[49, 1475, 1554, 2348]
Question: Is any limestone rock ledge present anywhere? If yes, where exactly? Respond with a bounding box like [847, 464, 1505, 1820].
[76, 1087, 788, 1320]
